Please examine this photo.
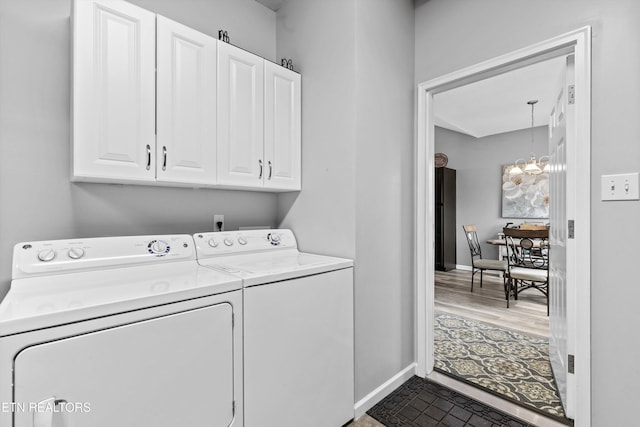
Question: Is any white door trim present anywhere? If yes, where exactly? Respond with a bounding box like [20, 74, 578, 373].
[415, 27, 591, 425]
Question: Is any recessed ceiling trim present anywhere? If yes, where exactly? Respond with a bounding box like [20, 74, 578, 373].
[254, 0, 283, 12]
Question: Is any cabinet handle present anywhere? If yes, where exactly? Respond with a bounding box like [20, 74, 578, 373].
[146, 144, 151, 171]
[162, 146, 167, 171]
[258, 159, 263, 179]
[268, 161, 272, 180]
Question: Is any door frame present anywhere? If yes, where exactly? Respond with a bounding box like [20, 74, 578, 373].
[415, 27, 591, 424]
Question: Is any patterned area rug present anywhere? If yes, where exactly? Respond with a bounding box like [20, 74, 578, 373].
[435, 312, 566, 420]
[367, 375, 534, 426]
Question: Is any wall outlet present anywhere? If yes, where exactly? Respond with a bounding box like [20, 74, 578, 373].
[601, 172, 640, 201]
[214, 214, 225, 231]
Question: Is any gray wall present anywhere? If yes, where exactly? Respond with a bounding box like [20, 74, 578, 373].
[274, 0, 357, 259]
[353, 0, 415, 401]
[435, 126, 548, 266]
[0, 0, 278, 297]
[129, 0, 276, 61]
[416, 1, 640, 424]
[275, 0, 415, 402]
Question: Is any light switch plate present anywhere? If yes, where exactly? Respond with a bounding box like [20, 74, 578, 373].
[601, 172, 640, 201]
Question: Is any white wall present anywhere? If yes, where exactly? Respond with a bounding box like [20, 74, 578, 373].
[276, 0, 415, 402]
[0, 0, 278, 297]
[416, 1, 640, 424]
[436, 126, 548, 265]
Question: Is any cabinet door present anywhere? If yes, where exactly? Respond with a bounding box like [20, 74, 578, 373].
[14, 304, 234, 427]
[217, 43, 264, 187]
[72, 0, 156, 182]
[156, 16, 217, 185]
[264, 62, 301, 190]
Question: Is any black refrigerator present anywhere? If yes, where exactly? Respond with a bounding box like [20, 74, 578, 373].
[435, 167, 456, 271]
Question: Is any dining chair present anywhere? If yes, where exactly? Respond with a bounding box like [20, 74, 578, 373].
[502, 227, 550, 315]
[462, 225, 508, 293]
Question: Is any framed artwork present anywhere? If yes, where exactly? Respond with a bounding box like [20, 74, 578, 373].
[501, 164, 549, 219]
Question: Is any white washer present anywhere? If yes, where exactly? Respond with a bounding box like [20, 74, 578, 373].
[0, 235, 243, 427]
[194, 229, 354, 427]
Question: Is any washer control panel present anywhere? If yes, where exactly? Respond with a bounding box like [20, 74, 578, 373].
[13, 235, 195, 279]
[194, 229, 297, 258]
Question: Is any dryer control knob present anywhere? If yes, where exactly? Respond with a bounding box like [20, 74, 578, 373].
[208, 238, 219, 248]
[224, 238, 234, 247]
[238, 237, 247, 245]
[37, 249, 56, 262]
[267, 233, 281, 246]
[68, 247, 85, 260]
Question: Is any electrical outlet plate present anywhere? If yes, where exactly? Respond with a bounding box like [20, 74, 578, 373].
[213, 214, 224, 231]
[601, 172, 640, 201]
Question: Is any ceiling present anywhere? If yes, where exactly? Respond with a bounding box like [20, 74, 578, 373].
[434, 56, 566, 138]
[255, 0, 283, 11]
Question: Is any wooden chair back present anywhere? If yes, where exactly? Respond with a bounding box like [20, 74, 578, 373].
[462, 224, 482, 259]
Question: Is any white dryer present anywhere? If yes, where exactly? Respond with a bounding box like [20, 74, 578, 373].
[193, 229, 354, 427]
[0, 234, 243, 427]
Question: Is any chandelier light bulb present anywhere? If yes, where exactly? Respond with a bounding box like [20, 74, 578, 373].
[524, 154, 542, 175]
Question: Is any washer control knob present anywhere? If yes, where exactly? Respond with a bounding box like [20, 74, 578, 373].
[151, 241, 167, 254]
[224, 238, 234, 247]
[148, 240, 170, 256]
[37, 249, 56, 262]
[267, 233, 281, 246]
[238, 237, 247, 245]
[208, 238, 219, 248]
[68, 247, 85, 260]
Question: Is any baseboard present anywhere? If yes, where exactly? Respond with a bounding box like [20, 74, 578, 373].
[353, 362, 417, 419]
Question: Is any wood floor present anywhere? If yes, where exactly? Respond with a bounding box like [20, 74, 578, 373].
[435, 268, 549, 337]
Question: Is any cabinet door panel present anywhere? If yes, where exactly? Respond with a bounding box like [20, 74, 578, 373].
[264, 63, 301, 190]
[217, 43, 264, 187]
[72, 0, 155, 182]
[157, 16, 217, 185]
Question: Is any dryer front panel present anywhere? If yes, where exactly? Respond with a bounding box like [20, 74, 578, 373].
[13, 303, 234, 427]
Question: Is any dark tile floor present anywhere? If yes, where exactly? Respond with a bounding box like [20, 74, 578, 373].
[367, 376, 536, 427]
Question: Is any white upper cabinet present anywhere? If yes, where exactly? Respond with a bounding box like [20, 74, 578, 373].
[72, 0, 156, 182]
[217, 43, 265, 188]
[72, 0, 301, 191]
[217, 43, 301, 191]
[264, 62, 301, 191]
[156, 16, 217, 185]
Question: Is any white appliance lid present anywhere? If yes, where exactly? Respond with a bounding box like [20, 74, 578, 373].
[0, 261, 241, 336]
[198, 249, 353, 287]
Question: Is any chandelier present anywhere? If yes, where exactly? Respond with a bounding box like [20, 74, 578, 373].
[509, 100, 549, 176]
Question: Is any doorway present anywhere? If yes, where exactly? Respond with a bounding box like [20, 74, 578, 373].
[415, 27, 591, 425]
